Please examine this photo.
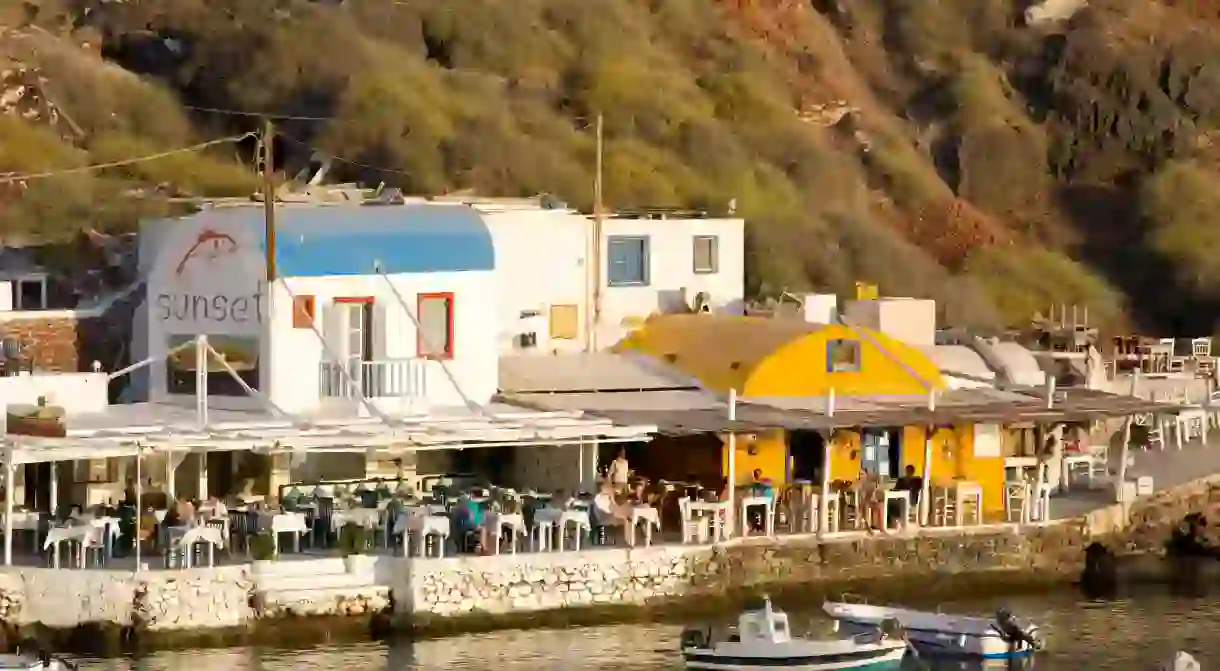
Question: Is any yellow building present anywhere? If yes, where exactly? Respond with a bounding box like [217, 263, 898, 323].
[614, 314, 1009, 515]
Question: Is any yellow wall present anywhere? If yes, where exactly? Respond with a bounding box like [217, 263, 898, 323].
[615, 314, 1017, 510]
[747, 325, 944, 397]
[829, 430, 861, 482]
[900, 424, 1005, 515]
[720, 430, 787, 486]
[614, 315, 946, 397]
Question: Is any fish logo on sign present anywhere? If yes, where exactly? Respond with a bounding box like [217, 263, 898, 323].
[174, 228, 239, 277]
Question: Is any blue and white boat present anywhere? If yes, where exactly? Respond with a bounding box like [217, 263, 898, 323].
[682, 597, 908, 670]
[822, 600, 1042, 660]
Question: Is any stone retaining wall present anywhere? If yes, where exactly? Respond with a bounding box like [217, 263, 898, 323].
[404, 523, 1089, 622]
[0, 566, 253, 632]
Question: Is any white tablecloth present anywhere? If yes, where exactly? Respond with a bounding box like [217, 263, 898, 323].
[43, 525, 102, 550]
[330, 508, 381, 531]
[402, 515, 451, 538]
[177, 525, 226, 549]
[266, 513, 309, 535]
[630, 506, 661, 529]
[485, 512, 525, 534]
[5, 511, 40, 531]
[75, 515, 122, 539]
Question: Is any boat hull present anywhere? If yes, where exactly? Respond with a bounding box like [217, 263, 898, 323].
[833, 620, 1034, 659]
[683, 646, 906, 670]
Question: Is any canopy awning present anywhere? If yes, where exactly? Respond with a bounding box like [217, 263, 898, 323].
[2, 410, 655, 464]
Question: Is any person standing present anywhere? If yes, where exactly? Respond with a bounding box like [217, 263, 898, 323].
[608, 448, 631, 492]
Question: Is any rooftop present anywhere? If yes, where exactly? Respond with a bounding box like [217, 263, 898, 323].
[504, 386, 1182, 435]
[498, 352, 701, 394]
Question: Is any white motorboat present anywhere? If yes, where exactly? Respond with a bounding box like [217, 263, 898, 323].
[681, 596, 908, 670]
[823, 600, 1042, 660]
[0, 652, 74, 670]
[1159, 651, 1201, 671]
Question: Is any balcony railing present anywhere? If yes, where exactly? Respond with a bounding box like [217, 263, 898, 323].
[319, 359, 428, 399]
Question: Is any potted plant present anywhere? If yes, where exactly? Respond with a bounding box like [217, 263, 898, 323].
[248, 532, 276, 574]
[339, 522, 373, 574]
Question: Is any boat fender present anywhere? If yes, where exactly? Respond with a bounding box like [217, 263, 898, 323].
[831, 620, 840, 633]
[956, 634, 967, 648]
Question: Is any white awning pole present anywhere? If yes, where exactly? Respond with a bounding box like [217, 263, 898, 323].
[134, 444, 143, 574]
[726, 388, 737, 540]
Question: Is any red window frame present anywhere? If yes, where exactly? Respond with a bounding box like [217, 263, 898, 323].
[416, 292, 455, 360]
[333, 296, 374, 304]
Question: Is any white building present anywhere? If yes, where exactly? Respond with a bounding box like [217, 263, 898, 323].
[460, 198, 745, 357]
[135, 201, 498, 414]
[63, 198, 652, 506]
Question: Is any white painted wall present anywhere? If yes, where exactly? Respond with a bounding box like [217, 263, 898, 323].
[481, 209, 591, 355]
[482, 207, 745, 355]
[0, 372, 109, 416]
[268, 271, 497, 414]
[140, 209, 496, 415]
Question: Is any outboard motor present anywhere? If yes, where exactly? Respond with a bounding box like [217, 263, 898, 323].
[680, 627, 709, 650]
[994, 608, 1042, 650]
[878, 617, 906, 642]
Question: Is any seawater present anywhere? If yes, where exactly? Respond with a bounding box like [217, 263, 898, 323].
[73, 587, 1218, 670]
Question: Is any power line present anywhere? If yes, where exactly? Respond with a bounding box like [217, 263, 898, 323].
[277, 133, 414, 176]
[182, 105, 336, 122]
[0, 133, 256, 184]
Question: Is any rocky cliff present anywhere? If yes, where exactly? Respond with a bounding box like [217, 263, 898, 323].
[4, 0, 1220, 332]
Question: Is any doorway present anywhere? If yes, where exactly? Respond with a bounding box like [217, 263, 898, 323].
[788, 430, 826, 482]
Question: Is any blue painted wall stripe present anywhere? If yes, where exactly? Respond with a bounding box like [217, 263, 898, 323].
[170, 204, 495, 277]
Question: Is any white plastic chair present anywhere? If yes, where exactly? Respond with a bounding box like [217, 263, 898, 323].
[678, 498, 710, 544]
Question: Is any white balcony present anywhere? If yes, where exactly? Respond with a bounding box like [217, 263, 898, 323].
[318, 359, 428, 401]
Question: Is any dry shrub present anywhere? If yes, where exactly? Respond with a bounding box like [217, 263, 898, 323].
[961, 246, 1124, 328]
[88, 134, 258, 197]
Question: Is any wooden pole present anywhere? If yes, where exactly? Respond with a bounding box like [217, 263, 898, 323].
[589, 112, 603, 351]
[262, 118, 277, 283]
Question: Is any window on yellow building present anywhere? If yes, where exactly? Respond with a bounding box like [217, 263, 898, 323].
[827, 339, 861, 372]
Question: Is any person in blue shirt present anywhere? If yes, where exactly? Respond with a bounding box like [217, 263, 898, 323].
[457, 496, 489, 553]
[747, 469, 774, 532]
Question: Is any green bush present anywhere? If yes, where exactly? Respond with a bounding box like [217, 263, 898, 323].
[338, 522, 369, 557]
[248, 532, 275, 562]
[1141, 160, 1220, 296]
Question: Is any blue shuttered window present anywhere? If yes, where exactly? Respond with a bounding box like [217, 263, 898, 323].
[607, 236, 650, 286]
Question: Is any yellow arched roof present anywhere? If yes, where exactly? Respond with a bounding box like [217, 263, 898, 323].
[614, 314, 945, 397]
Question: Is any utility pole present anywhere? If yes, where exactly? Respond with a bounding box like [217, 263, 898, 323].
[589, 112, 604, 352]
[261, 118, 277, 283]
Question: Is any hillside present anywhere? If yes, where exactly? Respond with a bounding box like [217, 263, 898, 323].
[3, 0, 1220, 333]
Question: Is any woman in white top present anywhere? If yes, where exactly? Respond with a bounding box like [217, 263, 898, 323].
[608, 449, 631, 491]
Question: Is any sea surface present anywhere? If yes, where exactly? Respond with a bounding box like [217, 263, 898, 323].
[71, 587, 1219, 670]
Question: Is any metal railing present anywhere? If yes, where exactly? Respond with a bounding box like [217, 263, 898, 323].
[319, 359, 428, 399]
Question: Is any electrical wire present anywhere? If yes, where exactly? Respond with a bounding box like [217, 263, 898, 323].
[182, 105, 336, 122]
[277, 133, 413, 176]
[0, 133, 256, 184]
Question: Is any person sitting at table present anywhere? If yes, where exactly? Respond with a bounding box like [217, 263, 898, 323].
[592, 482, 630, 541]
[889, 465, 923, 528]
[456, 495, 489, 554]
[745, 469, 774, 531]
